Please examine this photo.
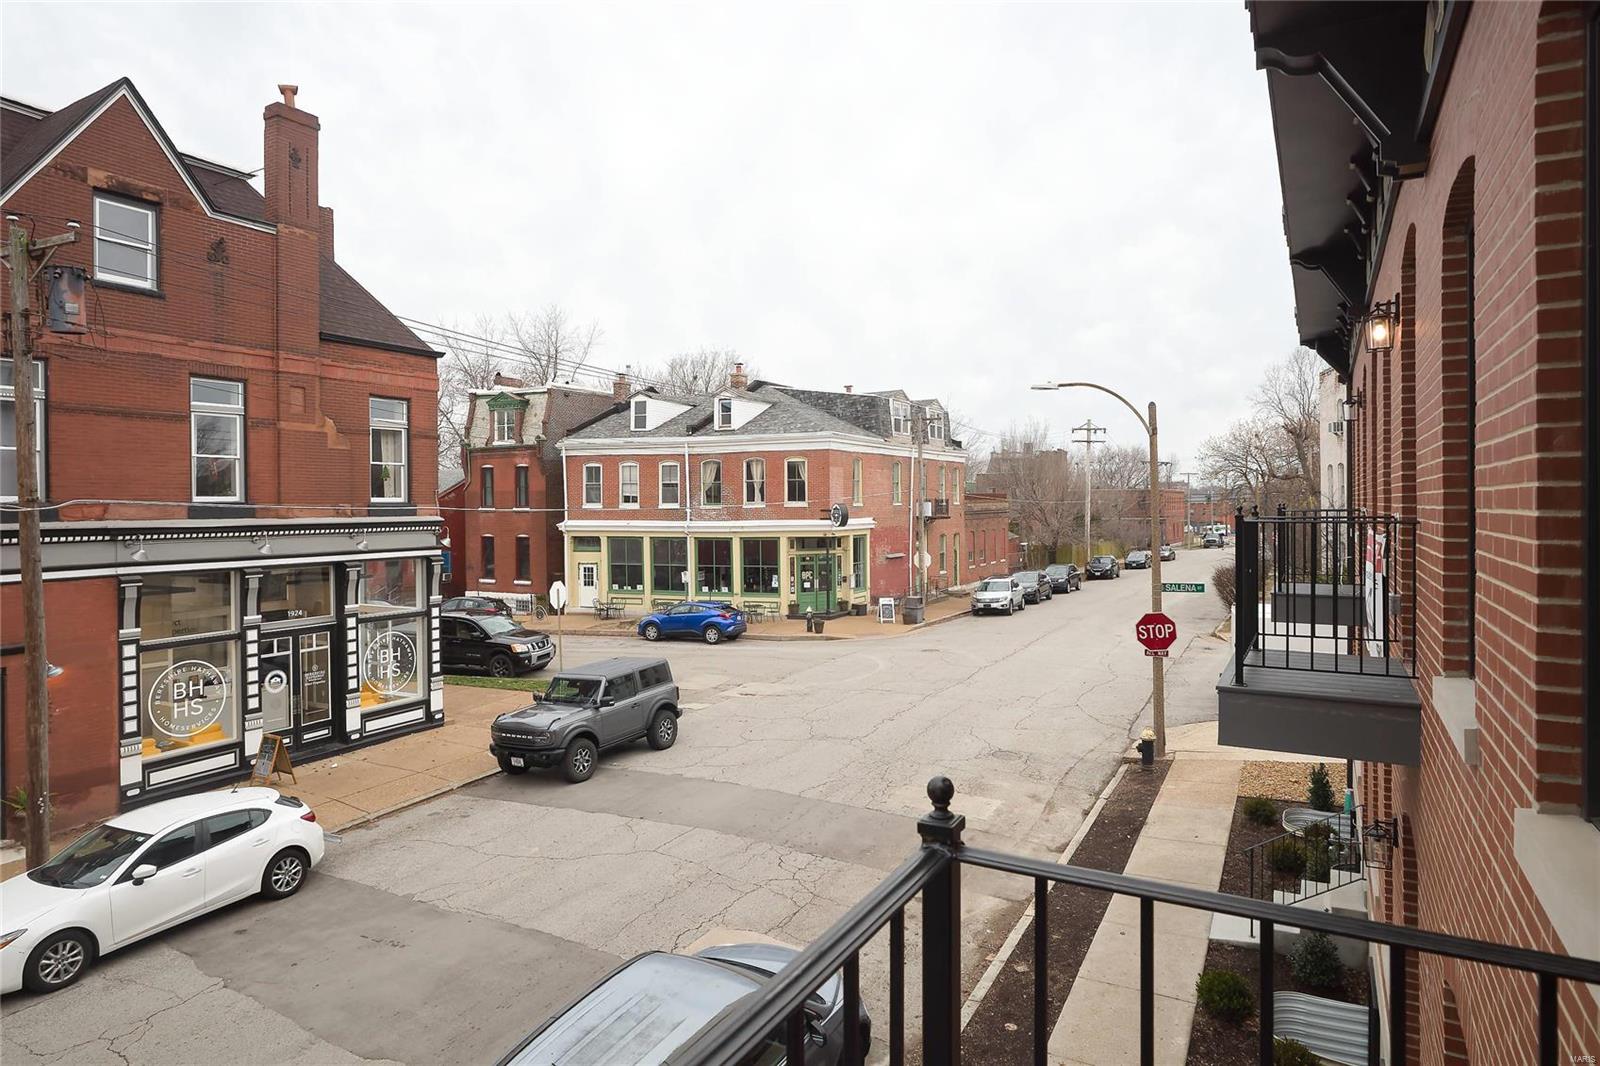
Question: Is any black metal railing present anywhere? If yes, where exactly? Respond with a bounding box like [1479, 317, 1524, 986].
[1233, 506, 1417, 682]
[668, 778, 1600, 1066]
[929, 497, 952, 519]
[1245, 806, 1366, 911]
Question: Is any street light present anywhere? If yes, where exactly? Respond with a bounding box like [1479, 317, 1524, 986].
[1032, 380, 1167, 758]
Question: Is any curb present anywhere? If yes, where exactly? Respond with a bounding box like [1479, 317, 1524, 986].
[958, 761, 1131, 1030]
[326, 766, 502, 835]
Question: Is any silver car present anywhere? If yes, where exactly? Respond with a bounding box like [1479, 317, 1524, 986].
[971, 577, 1025, 615]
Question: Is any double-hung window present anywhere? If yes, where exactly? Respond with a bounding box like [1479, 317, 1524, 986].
[191, 378, 244, 502]
[515, 536, 531, 582]
[1, 358, 45, 501]
[620, 462, 640, 507]
[582, 463, 602, 507]
[785, 459, 807, 504]
[702, 459, 723, 505]
[927, 411, 945, 442]
[493, 409, 516, 443]
[515, 465, 529, 509]
[481, 536, 496, 581]
[852, 459, 863, 506]
[744, 458, 765, 504]
[632, 398, 649, 431]
[93, 194, 157, 290]
[892, 462, 903, 505]
[716, 398, 734, 430]
[891, 400, 911, 436]
[480, 466, 495, 509]
[370, 398, 409, 502]
[659, 462, 681, 507]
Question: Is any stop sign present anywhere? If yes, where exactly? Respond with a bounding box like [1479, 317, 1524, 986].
[1135, 612, 1177, 652]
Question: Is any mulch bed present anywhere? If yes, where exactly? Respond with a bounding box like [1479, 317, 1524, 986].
[962, 760, 1170, 1065]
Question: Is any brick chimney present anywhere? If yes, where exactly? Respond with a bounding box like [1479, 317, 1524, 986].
[844, 385, 853, 393]
[493, 371, 526, 388]
[319, 206, 334, 259]
[263, 84, 321, 356]
[729, 361, 749, 390]
[612, 370, 630, 403]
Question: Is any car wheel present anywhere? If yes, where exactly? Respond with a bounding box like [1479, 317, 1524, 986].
[648, 709, 678, 750]
[497, 754, 529, 775]
[563, 738, 598, 783]
[642, 622, 662, 641]
[702, 625, 722, 645]
[261, 847, 309, 900]
[489, 654, 516, 677]
[22, 930, 92, 994]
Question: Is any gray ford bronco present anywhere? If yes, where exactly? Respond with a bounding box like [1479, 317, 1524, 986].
[488, 657, 680, 783]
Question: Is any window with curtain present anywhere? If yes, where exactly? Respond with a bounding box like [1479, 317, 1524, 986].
[744, 458, 765, 504]
[702, 459, 723, 505]
[370, 398, 409, 502]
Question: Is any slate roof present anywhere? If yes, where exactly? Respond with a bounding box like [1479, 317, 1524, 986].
[567, 383, 883, 442]
[2, 80, 433, 358]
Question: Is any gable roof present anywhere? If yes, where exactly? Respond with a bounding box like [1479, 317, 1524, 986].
[567, 384, 874, 442]
[1, 81, 123, 191]
[319, 258, 436, 357]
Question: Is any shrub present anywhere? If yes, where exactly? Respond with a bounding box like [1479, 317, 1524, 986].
[1195, 968, 1254, 1024]
[1290, 931, 1344, 991]
[1266, 838, 1308, 879]
[1304, 844, 1332, 883]
[1302, 821, 1332, 844]
[1243, 796, 1278, 826]
[1274, 1038, 1321, 1066]
[1308, 763, 1338, 811]
[1213, 563, 1237, 610]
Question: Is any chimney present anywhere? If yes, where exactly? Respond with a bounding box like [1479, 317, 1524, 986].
[319, 206, 334, 259]
[729, 361, 749, 391]
[844, 385, 853, 394]
[493, 371, 526, 388]
[263, 84, 321, 356]
[612, 370, 630, 403]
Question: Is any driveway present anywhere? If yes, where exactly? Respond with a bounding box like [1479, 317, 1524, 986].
[1, 551, 1231, 1065]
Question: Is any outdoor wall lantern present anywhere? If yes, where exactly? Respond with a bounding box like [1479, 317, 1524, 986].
[1363, 295, 1398, 356]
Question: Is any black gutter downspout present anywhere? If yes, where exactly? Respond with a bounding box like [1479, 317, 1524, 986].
[1583, 4, 1599, 824]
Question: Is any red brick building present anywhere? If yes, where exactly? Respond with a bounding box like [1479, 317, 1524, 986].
[1, 79, 443, 828]
[961, 492, 1013, 585]
[1232, 4, 1599, 1060]
[558, 369, 970, 615]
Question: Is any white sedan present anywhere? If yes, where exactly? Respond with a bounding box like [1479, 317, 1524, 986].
[1, 787, 325, 995]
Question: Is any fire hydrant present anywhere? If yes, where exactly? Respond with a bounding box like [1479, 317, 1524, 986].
[1136, 728, 1156, 768]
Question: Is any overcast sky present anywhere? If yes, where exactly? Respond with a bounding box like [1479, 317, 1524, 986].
[3, 2, 1298, 468]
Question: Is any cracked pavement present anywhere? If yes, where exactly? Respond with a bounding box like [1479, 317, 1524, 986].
[0, 551, 1228, 1064]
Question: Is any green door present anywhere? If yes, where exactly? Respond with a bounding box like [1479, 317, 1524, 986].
[795, 554, 837, 614]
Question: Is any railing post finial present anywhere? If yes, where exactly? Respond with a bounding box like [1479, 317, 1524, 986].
[919, 775, 965, 847]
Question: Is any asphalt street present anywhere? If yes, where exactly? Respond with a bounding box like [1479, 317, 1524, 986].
[1, 549, 1232, 1065]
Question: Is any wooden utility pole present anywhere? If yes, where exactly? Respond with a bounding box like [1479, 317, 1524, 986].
[1071, 420, 1105, 565]
[913, 406, 927, 597]
[1145, 401, 1165, 758]
[5, 222, 71, 867]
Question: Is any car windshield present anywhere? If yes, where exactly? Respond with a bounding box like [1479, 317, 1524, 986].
[30, 824, 150, 889]
[1014, 573, 1037, 583]
[1092, 556, 1115, 564]
[479, 616, 524, 636]
[543, 677, 602, 704]
[1045, 565, 1068, 575]
[978, 579, 1011, 592]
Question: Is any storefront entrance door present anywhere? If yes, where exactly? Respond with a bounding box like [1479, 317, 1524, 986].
[259, 628, 336, 748]
[794, 554, 837, 615]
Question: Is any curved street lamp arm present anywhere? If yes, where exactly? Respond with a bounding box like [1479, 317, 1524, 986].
[1047, 382, 1151, 435]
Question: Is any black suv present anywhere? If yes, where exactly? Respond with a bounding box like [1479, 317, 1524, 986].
[1043, 563, 1081, 593]
[442, 612, 553, 676]
[489, 657, 680, 782]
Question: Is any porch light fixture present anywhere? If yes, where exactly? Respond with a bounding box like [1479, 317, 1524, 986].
[438, 530, 451, 548]
[124, 537, 148, 562]
[350, 533, 369, 551]
[253, 536, 272, 556]
[1363, 295, 1398, 355]
[46, 661, 64, 679]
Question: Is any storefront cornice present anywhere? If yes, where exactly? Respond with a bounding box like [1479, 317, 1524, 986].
[558, 518, 878, 534]
[0, 516, 443, 545]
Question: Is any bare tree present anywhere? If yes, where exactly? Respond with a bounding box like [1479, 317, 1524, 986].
[984, 420, 1081, 562]
[637, 348, 750, 395]
[506, 304, 605, 385]
[949, 410, 992, 473]
[1194, 347, 1323, 511]
[1256, 346, 1321, 499]
[436, 314, 514, 474]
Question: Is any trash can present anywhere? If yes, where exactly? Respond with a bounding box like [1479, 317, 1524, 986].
[902, 595, 925, 625]
[812, 619, 826, 635]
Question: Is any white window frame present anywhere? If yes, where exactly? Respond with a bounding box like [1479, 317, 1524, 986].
[620, 461, 641, 507]
[744, 458, 765, 506]
[927, 409, 946, 441]
[93, 194, 157, 290]
[784, 457, 808, 506]
[631, 398, 649, 432]
[582, 463, 603, 508]
[892, 461, 903, 505]
[369, 398, 409, 503]
[954, 473, 961, 505]
[715, 397, 735, 430]
[1, 358, 45, 503]
[701, 459, 723, 506]
[852, 458, 863, 506]
[659, 461, 681, 508]
[191, 377, 244, 503]
[493, 408, 516, 444]
[891, 400, 911, 435]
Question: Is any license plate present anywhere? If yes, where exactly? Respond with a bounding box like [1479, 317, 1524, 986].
[510, 756, 526, 768]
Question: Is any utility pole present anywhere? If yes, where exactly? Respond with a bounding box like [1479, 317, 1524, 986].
[913, 405, 927, 597]
[1181, 470, 1199, 546]
[5, 221, 76, 868]
[1071, 420, 1105, 565]
[1145, 401, 1166, 758]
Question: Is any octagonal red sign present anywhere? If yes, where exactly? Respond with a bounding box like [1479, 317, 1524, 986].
[1135, 612, 1177, 651]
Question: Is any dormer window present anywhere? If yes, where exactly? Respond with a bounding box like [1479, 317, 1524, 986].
[891, 400, 911, 435]
[493, 408, 516, 443]
[632, 398, 649, 431]
[927, 410, 946, 441]
[715, 397, 734, 430]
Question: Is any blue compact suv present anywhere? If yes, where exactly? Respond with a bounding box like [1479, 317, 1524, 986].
[638, 601, 748, 645]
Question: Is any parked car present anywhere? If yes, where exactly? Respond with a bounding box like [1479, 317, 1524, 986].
[1011, 571, 1051, 603]
[1043, 563, 1082, 593]
[1202, 532, 1223, 549]
[0, 788, 324, 995]
[439, 595, 513, 619]
[488, 657, 680, 782]
[442, 612, 554, 676]
[637, 601, 748, 645]
[1085, 555, 1120, 579]
[1124, 549, 1152, 570]
[497, 943, 870, 1066]
[1159, 544, 1177, 561]
[971, 577, 1026, 615]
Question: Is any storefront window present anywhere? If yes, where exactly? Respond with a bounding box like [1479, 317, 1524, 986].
[358, 558, 422, 613]
[358, 615, 424, 709]
[652, 538, 687, 593]
[609, 537, 644, 591]
[853, 535, 867, 589]
[140, 573, 235, 640]
[139, 640, 238, 761]
[697, 539, 733, 595]
[742, 538, 779, 594]
[260, 566, 334, 624]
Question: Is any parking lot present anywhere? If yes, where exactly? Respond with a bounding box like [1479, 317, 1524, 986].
[1, 551, 1230, 1065]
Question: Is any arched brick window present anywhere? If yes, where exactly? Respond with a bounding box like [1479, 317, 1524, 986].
[1434, 159, 1477, 677]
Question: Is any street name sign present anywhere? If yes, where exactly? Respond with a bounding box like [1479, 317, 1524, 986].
[1162, 582, 1205, 593]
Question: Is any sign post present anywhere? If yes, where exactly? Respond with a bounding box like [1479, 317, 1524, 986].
[548, 580, 569, 672]
[1135, 612, 1178, 658]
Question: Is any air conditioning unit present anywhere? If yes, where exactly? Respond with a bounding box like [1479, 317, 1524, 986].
[1329, 420, 1345, 436]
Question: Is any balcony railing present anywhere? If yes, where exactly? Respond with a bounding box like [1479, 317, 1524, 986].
[924, 497, 951, 519]
[668, 779, 1600, 1066]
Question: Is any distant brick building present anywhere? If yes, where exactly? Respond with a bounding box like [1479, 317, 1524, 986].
[1, 80, 442, 828]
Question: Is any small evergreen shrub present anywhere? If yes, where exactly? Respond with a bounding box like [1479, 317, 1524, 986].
[1195, 968, 1254, 1024]
[1243, 796, 1278, 826]
[1308, 763, 1338, 811]
[1266, 838, 1308, 879]
[1290, 931, 1344, 991]
[1304, 843, 1332, 883]
[1274, 1037, 1321, 1066]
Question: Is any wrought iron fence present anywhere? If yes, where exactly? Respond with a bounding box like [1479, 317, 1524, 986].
[1233, 506, 1417, 682]
[1246, 805, 1366, 912]
[667, 778, 1600, 1066]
